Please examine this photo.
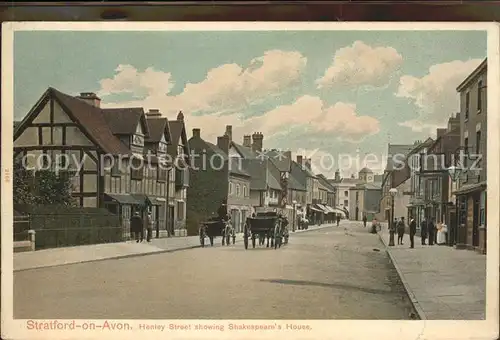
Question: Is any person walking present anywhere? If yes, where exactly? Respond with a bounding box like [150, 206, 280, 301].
[397, 217, 406, 245]
[420, 217, 428, 245]
[336, 215, 341, 226]
[130, 212, 143, 243]
[436, 220, 447, 245]
[362, 215, 367, 228]
[427, 218, 436, 246]
[388, 219, 396, 246]
[146, 211, 154, 242]
[409, 216, 417, 248]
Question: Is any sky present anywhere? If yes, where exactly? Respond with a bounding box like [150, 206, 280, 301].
[13, 30, 487, 178]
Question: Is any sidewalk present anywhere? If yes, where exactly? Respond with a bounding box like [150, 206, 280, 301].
[378, 227, 486, 320]
[14, 223, 335, 272]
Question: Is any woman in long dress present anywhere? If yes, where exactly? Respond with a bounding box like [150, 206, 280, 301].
[436, 221, 447, 245]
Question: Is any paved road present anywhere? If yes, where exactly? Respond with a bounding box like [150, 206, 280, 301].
[14, 223, 416, 319]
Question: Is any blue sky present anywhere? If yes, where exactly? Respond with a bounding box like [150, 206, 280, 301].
[14, 30, 487, 177]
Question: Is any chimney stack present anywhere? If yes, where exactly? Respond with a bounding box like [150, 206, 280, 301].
[436, 128, 447, 139]
[146, 109, 162, 118]
[335, 169, 340, 181]
[296, 155, 303, 166]
[251, 132, 263, 152]
[192, 128, 201, 139]
[77, 92, 101, 108]
[176, 111, 184, 121]
[217, 134, 230, 154]
[304, 158, 312, 170]
[225, 125, 232, 142]
[243, 135, 252, 148]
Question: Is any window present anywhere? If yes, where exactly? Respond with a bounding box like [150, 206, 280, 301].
[464, 137, 469, 168]
[177, 144, 184, 156]
[111, 160, 121, 177]
[157, 167, 168, 182]
[229, 182, 233, 195]
[132, 134, 144, 146]
[480, 191, 486, 226]
[344, 190, 348, 197]
[236, 184, 241, 196]
[476, 130, 482, 169]
[177, 201, 184, 221]
[344, 199, 348, 206]
[465, 91, 470, 120]
[243, 185, 247, 197]
[158, 142, 167, 153]
[477, 80, 483, 112]
[131, 158, 143, 180]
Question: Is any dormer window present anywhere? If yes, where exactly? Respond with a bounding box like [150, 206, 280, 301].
[158, 142, 167, 153]
[132, 134, 144, 147]
[177, 144, 184, 156]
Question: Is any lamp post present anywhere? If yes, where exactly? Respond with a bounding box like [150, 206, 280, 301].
[447, 165, 463, 248]
[292, 200, 297, 232]
[388, 188, 398, 246]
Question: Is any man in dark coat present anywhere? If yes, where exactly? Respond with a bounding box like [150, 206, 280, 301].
[409, 216, 417, 248]
[217, 199, 228, 221]
[130, 212, 144, 243]
[428, 218, 436, 246]
[336, 215, 341, 226]
[362, 215, 367, 228]
[397, 217, 406, 245]
[420, 217, 428, 245]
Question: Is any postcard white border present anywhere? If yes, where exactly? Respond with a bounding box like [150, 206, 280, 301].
[2, 21, 499, 340]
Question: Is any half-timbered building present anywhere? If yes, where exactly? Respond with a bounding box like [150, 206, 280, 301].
[14, 87, 189, 238]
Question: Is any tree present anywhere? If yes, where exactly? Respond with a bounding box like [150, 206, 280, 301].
[14, 157, 76, 206]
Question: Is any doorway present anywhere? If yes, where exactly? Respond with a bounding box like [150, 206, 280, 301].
[168, 205, 175, 236]
[355, 207, 359, 221]
[472, 194, 480, 247]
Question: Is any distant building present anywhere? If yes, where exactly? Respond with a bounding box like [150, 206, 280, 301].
[349, 168, 383, 221]
[454, 58, 487, 253]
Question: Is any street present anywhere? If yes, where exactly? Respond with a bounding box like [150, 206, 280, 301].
[14, 223, 416, 320]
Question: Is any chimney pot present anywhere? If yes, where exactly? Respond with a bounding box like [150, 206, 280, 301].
[243, 135, 252, 148]
[217, 135, 230, 154]
[251, 132, 264, 152]
[77, 92, 101, 108]
[192, 128, 201, 138]
[146, 109, 162, 117]
[296, 155, 303, 165]
[225, 125, 233, 142]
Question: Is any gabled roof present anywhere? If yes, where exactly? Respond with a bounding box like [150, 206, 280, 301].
[50, 88, 131, 155]
[207, 142, 250, 178]
[145, 117, 171, 144]
[341, 178, 362, 184]
[240, 158, 281, 191]
[231, 142, 258, 159]
[317, 174, 335, 192]
[290, 161, 307, 191]
[102, 107, 150, 137]
[265, 149, 292, 172]
[167, 120, 190, 159]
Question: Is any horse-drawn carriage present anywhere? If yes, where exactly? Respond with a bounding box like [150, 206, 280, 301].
[243, 212, 289, 250]
[199, 217, 235, 247]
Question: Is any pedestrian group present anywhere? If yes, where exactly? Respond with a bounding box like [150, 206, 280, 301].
[389, 216, 448, 248]
[130, 211, 154, 243]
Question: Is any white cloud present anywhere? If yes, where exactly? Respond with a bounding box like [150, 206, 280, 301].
[97, 51, 379, 152]
[99, 64, 175, 97]
[396, 58, 483, 133]
[316, 41, 403, 89]
[248, 95, 380, 143]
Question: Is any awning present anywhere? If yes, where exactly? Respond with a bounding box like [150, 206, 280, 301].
[314, 204, 329, 213]
[104, 193, 142, 205]
[309, 206, 323, 212]
[453, 181, 486, 196]
[330, 208, 347, 217]
[131, 194, 155, 207]
[148, 196, 166, 205]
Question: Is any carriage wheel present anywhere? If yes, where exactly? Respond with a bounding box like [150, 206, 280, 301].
[209, 236, 214, 246]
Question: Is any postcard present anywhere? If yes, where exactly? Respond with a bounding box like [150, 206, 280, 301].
[2, 21, 499, 340]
